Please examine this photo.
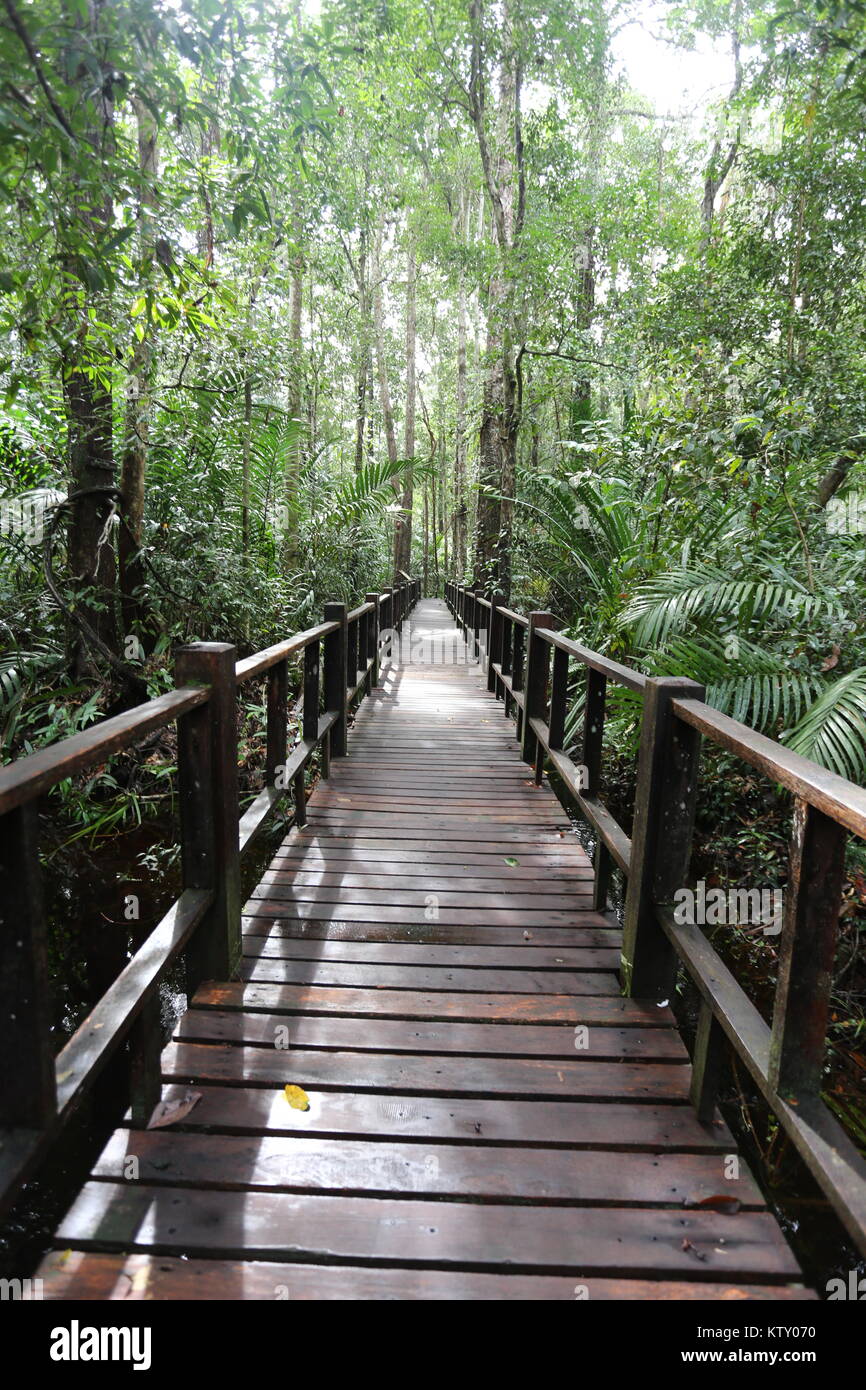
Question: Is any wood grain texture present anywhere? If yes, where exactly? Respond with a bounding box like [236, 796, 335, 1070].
[41, 599, 809, 1300]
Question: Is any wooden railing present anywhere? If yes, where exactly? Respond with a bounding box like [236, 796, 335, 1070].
[0, 577, 420, 1211]
[446, 578, 866, 1257]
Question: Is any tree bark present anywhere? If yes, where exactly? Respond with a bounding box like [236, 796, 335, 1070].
[817, 449, 860, 508]
[700, 15, 742, 258]
[372, 246, 398, 467]
[285, 205, 305, 569]
[353, 224, 369, 476]
[63, 0, 118, 674]
[397, 241, 416, 574]
[371, 233, 401, 577]
[455, 263, 468, 575]
[468, 0, 524, 596]
[119, 93, 158, 648]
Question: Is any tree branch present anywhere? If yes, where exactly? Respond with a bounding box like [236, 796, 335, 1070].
[2, 0, 75, 140]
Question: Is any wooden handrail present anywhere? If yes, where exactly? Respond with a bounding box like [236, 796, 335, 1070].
[0, 574, 421, 1215]
[347, 600, 375, 623]
[673, 696, 866, 840]
[445, 575, 866, 1258]
[0, 686, 208, 815]
[234, 620, 338, 683]
[535, 626, 648, 693]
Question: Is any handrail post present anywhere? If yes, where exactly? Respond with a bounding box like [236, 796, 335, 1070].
[0, 802, 56, 1127]
[379, 589, 389, 644]
[487, 591, 504, 692]
[512, 621, 526, 740]
[480, 594, 490, 672]
[501, 612, 513, 716]
[522, 612, 556, 773]
[768, 800, 847, 1101]
[583, 669, 610, 912]
[548, 644, 569, 751]
[365, 592, 381, 688]
[323, 601, 348, 758]
[359, 606, 369, 691]
[175, 642, 242, 993]
[622, 677, 704, 1000]
[298, 636, 321, 825]
[265, 658, 288, 789]
[347, 611, 359, 698]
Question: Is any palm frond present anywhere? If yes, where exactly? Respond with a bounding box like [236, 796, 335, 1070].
[314, 458, 430, 529]
[651, 631, 821, 730]
[784, 669, 866, 782]
[622, 565, 835, 649]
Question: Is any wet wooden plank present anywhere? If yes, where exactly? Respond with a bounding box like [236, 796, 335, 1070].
[143, 1083, 730, 1149]
[255, 875, 593, 909]
[34, 1251, 817, 1301]
[307, 812, 570, 829]
[90, 1130, 766, 1207]
[241, 917, 620, 945]
[269, 852, 594, 879]
[238, 958, 619, 994]
[242, 938, 623, 970]
[161, 1041, 693, 1100]
[55, 1183, 803, 1277]
[193, 981, 676, 1025]
[174, 1008, 687, 1058]
[293, 825, 582, 844]
[242, 901, 615, 928]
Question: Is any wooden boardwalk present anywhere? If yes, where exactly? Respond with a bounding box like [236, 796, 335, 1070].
[38, 600, 813, 1300]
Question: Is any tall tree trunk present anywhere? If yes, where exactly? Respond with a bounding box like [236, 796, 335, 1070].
[353, 224, 369, 475]
[423, 478, 429, 594]
[468, 0, 524, 597]
[119, 93, 157, 648]
[475, 298, 504, 583]
[431, 463, 440, 591]
[397, 242, 416, 575]
[455, 264, 468, 576]
[440, 420, 450, 582]
[241, 371, 253, 554]
[285, 205, 305, 568]
[372, 249, 398, 467]
[700, 15, 742, 259]
[63, 0, 118, 674]
[371, 234, 400, 577]
[570, 238, 595, 434]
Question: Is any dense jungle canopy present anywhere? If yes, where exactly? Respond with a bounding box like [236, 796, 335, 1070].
[0, 0, 865, 775]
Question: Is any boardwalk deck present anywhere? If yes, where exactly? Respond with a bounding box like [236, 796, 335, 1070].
[37, 600, 813, 1300]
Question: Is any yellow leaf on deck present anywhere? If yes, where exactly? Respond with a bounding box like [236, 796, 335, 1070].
[284, 1084, 311, 1111]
